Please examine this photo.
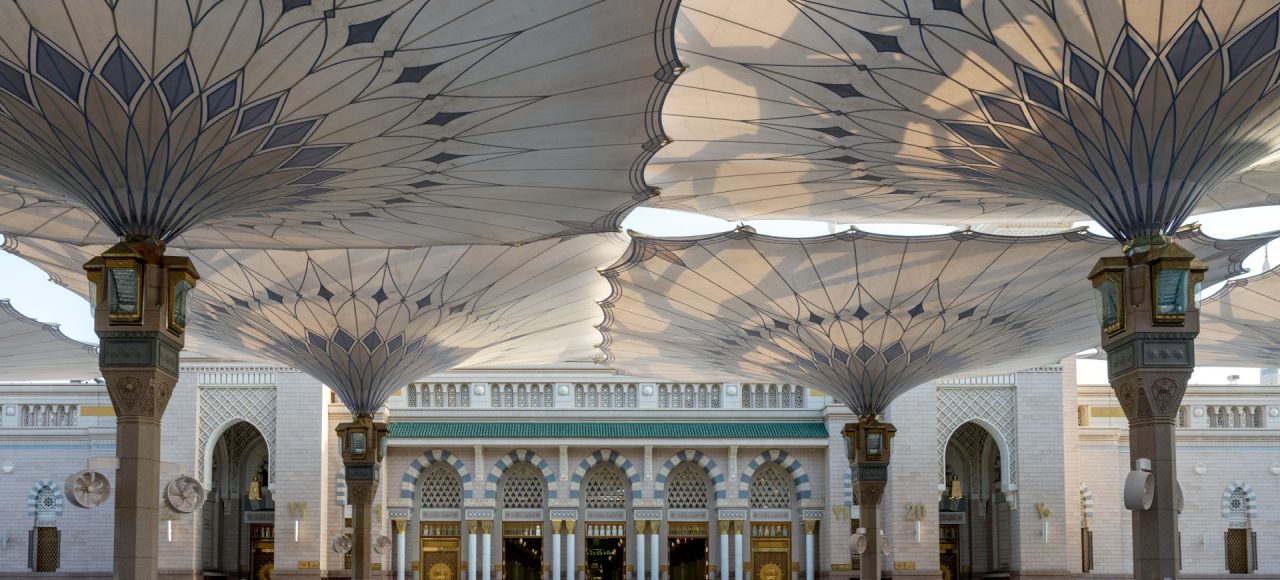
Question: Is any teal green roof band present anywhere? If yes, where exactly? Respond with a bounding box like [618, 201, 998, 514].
[389, 422, 828, 439]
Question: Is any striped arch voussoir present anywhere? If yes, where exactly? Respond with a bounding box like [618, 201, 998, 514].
[27, 479, 63, 517]
[1222, 481, 1259, 519]
[571, 448, 641, 499]
[738, 449, 811, 500]
[655, 449, 726, 500]
[487, 449, 556, 499]
[401, 448, 473, 500]
[1079, 483, 1095, 518]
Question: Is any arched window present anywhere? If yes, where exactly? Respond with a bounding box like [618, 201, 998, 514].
[749, 464, 792, 509]
[1227, 487, 1250, 527]
[584, 465, 627, 509]
[500, 463, 546, 509]
[419, 465, 462, 510]
[666, 463, 710, 510]
[34, 486, 58, 526]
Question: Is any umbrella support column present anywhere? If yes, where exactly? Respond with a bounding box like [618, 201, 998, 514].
[843, 419, 895, 580]
[83, 240, 197, 580]
[1092, 242, 1204, 580]
[338, 415, 389, 580]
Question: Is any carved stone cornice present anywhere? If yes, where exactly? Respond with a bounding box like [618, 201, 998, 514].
[103, 370, 176, 420]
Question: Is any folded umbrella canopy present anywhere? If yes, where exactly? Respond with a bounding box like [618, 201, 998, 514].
[0, 298, 98, 381]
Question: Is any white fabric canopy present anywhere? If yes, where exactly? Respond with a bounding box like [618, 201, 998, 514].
[649, 0, 1280, 240]
[0, 0, 679, 248]
[5, 235, 626, 412]
[0, 299, 98, 381]
[599, 228, 1273, 413]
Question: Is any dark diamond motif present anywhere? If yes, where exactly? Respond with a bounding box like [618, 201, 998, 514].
[397, 63, 441, 84]
[852, 305, 870, 320]
[361, 330, 382, 351]
[307, 331, 328, 349]
[792, 353, 816, 369]
[857, 29, 903, 53]
[101, 46, 144, 103]
[415, 294, 434, 309]
[1113, 34, 1150, 88]
[808, 312, 824, 324]
[386, 334, 404, 352]
[882, 341, 905, 362]
[854, 344, 877, 363]
[205, 78, 238, 120]
[288, 336, 308, 351]
[264, 119, 318, 149]
[1068, 52, 1100, 94]
[425, 111, 470, 125]
[449, 302, 466, 315]
[332, 329, 356, 351]
[817, 82, 861, 98]
[0, 60, 29, 103]
[372, 287, 388, 303]
[909, 344, 932, 362]
[346, 15, 390, 46]
[281, 145, 343, 168]
[772, 318, 790, 330]
[1228, 12, 1278, 79]
[745, 329, 762, 338]
[957, 307, 976, 319]
[942, 122, 1006, 149]
[232, 297, 250, 309]
[979, 95, 1029, 127]
[932, 0, 962, 13]
[34, 39, 84, 101]
[411, 179, 445, 188]
[814, 126, 854, 138]
[908, 302, 924, 317]
[1021, 71, 1061, 111]
[811, 349, 831, 366]
[404, 338, 424, 354]
[238, 96, 280, 133]
[991, 313, 1010, 324]
[265, 288, 284, 303]
[832, 347, 850, 364]
[1167, 20, 1212, 81]
[428, 152, 465, 164]
[159, 62, 193, 108]
[282, 0, 310, 12]
[826, 155, 864, 165]
[317, 285, 333, 301]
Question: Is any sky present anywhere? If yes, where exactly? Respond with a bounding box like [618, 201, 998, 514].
[2, 205, 1279, 385]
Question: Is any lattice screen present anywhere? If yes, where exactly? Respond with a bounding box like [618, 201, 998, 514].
[666, 463, 710, 509]
[420, 466, 462, 509]
[749, 465, 792, 509]
[584, 465, 627, 509]
[501, 464, 546, 509]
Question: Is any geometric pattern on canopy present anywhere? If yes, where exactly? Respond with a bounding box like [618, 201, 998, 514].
[0, 0, 679, 248]
[3, 234, 625, 413]
[650, 1, 1280, 240]
[0, 298, 99, 381]
[598, 227, 1273, 414]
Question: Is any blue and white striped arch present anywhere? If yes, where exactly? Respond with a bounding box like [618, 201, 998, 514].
[1222, 481, 1259, 520]
[486, 449, 556, 500]
[738, 449, 811, 500]
[28, 480, 62, 517]
[1079, 484, 1094, 519]
[401, 449, 472, 501]
[336, 469, 347, 506]
[655, 449, 726, 500]
[571, 449, 641, 500]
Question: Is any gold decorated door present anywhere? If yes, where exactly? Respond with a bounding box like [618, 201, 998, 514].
[422, 537, 462, 580]
[750, 523, 790, 580]
[249, 524, 274, 580]
[938, 525, 959, 580]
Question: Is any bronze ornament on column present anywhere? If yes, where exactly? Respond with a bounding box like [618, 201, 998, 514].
[843, 418, 895, 580]
[83, 240, 198, 580]
[337, 414, 390, 580]
[1090, 240, 1205, 580]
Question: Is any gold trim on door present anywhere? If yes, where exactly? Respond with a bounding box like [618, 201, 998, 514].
[751, 524, 790, 580]
[422, 537, 461, 580]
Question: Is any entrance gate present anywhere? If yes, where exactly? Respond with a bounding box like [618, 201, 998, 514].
[586, 522, 626, 580]
[503, 522, 544, 580]
[422, 522, 462, 580]
[750, 523, 790, 580]
[249, 523, 274, 580]
[669, 523, 708, 580]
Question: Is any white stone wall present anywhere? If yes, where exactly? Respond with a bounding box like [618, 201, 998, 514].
[884, 381, 940, 577]
[272, 371, 329, 577]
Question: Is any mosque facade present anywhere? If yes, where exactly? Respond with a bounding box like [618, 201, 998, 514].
[0, 359, 1276, 579]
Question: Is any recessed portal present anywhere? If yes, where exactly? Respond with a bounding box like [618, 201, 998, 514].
[668, 525, 708, 580]
[503, 523, 544, 580]
[586, 535, 626, 580]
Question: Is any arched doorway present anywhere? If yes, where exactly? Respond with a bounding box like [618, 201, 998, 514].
[582, 463, 630, 580]
[418, 464, 464, 580]
[938, 422, 1010, 579]
[202, 421, 273, 578]
[665, 463, 712, 580]
[499, 463, 546, 580]
[747, 464, 792, 580]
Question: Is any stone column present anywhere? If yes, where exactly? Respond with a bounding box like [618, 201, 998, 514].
[469, 521, 479, 580]
[844, 419, 896, 580]
[719, 523, 730, 580]
[1092, 243, 1203, 580]
[649, 524, 659, 580]
[733, 522, 743, 580]
[802, 521, 815, 580]
[394, 519, 408, 580]
[553, 520, 562, 580]
[637, 522, 647, 580]
[483, 521, 493, 580]
[85, 241, 197, 579]
[565, 519, 577, 580]
[336, 415, 389, 580]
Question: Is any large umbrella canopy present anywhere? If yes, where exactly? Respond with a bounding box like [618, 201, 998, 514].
[5, 234, 625, 412]
[0, 299, 99, 381]
[0, 0, 679, 248]
[649, 1, 1280, 239]
[598, 227, 1272, 413]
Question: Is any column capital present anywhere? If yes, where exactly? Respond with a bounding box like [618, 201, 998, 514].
[393, 519, 407, 534]
[802, 520, 817, 535]
[103, 368, 177, 420]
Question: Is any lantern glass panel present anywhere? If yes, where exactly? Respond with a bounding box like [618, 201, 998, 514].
[1094, 279, 1119, 329]
[1155, 269, 1189, 315]
[866, 432, 883, 461]
[172, 279, 193, 329]
[107, 268, 140, 315]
